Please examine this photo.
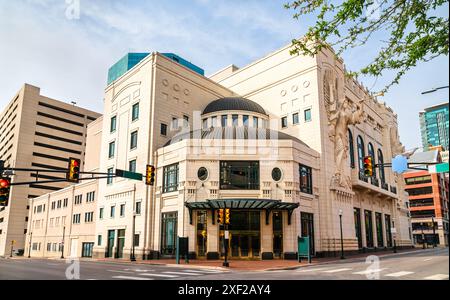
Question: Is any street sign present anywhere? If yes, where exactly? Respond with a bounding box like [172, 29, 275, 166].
[224, 230, 229, 239]
[115, 169, 143, 181]
[428, 163, 449, 174]
[392, 155, 408, 174]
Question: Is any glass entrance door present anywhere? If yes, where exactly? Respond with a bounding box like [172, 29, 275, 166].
[106, 230, 115, 258]
[161, 212, 178, 256]
[221, 211, 260, 259]
[116, 229, 125, 258]
[273, 211, 283, 258]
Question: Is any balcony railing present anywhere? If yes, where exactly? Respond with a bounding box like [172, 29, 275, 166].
[390, 186, 397, 194]
[370, 177, 379, 187]
[381, 182, 389, 191]
[358, 171, 369, 183]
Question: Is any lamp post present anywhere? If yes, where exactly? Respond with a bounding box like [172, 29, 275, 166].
[339, 209, 345, 259]
[61, 226, 66, 259]
[421, 223, 426, 249]
[130, 184, 136, 262]
[28, 232, 32, 258]
[421, 86, 449, 95]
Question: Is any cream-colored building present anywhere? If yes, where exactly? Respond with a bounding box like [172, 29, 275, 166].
[0, 84, 101, 256]
[91, 43, 412, 260]
[24, 117, 103, 258]
[21, 41, 413, 260]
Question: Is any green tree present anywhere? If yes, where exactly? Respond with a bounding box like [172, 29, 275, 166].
[285, 0, 449, 93]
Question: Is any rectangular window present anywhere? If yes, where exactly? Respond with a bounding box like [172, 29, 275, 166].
[98, 235, 102, 246]
[82, 242, 94, 258]
[99, 207, 104, 219]
[253, 117, 259, 128]
[86, 192, 95, 203]
[110, 116, 117, 133]
[110, 206, 115, 218]
[365, 210, 374, 248]
[221, 115, 228, 127]
[202, 118, 208, 129]
[136, 201, 142, 215]
[220, 161, 260, 190]
[85, 212, 94, 223]
[72, 214, 81, 224]
[132, 103, 139, 121]
[172, 117, 178, 130]
[134, 234, 140, 247]
[299, 164, 313, 194]
[281, 116, 288, 128]
[243, 115, 249, 126]
[160, 123, 168, 136]
[130, 131, 138, 150]
[304, 109, 312, 122]
[293, 113, 299, 125]
[57, 200, 62, 209]
[108, 141, 115, 158]
[183, 115, 189, 127]
[51, 201, 56, 210]
[129, 159, 137, 173]
[120, 204, 125, 217]
[211, 116, 217, 127]
[74, 195, 83, 205]
[163, 163, 179, 193]
[63, 198, 68, 207]
[232, 115, 239, 126]
[107, 167, 114, 185]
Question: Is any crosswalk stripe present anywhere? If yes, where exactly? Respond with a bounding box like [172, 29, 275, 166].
[108, 270, 134, 274]
[353, 269, 385, 275]
[112, 275, 152, 280]
[296, 267, 331, 273]
[385, 271, 414, 278]
[163, 271, 202, 276]
[139, 273, 179, 278]
[323, 268, 352, 273]
[424, 274, 449, 280]
[185, 269, 224, 274]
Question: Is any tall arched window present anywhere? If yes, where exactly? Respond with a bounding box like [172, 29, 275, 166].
[368, 142, 376, 177]
[348, 129, 355, 168]
[357, 135, 365, 171]
[378, 149, 385, 183]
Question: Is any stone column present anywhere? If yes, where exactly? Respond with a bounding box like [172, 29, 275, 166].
[261, 210, 273, 260]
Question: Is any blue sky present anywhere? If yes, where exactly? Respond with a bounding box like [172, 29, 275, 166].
[0, 0, 448, 150]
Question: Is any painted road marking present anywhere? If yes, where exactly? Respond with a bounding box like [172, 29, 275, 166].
[423, 258, 433, 262]
[296, 267, 332, 273]
[112, 275, 152, 280]
[107, 270, 135, 274]
[385, 271, 414, 278]
[353, 269, 385, 275]
[181, 269, 222, 273]
[139, 273, 179, 278]
[163, 271, 202, 276]
[424, 274, 449, 280]
[323, 268, 352, 273]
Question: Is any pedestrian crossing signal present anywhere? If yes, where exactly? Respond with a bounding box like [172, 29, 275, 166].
[217, 209, 224, 225]
[145, 165, 156, 186]
[67, 158, 81, 183]
[0, 177, 11, 207]
[363, 156, 374, 177]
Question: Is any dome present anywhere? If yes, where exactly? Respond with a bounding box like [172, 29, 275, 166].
[202, 97, 267, 115]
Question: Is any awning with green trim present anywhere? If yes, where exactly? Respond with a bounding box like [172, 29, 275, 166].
[185, 199, 299, 226]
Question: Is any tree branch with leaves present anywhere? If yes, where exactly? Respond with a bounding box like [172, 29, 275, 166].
[285, 0, 449, 93]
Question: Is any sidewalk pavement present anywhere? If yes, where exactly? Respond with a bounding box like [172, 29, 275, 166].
[93, 248, 421, 272]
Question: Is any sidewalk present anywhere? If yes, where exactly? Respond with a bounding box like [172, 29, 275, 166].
[94, 248, 422, 272]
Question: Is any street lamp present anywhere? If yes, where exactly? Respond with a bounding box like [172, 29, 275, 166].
[431, 217, 436, 248]
[61, 226, 66, 259]
[130, 184, 136, 262]
[339, 209, 345, 259]
[421, 222, 426, 249]
[28, 232, 32, 258]
[421, 86, 449, 95]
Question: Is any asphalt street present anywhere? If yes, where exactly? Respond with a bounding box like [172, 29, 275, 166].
[0, 248, 448, 280]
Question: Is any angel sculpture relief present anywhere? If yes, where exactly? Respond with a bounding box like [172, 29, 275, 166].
[329, 97, 366, 188]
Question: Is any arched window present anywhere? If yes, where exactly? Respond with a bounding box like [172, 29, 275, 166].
[378, 149, 385, 183]
[348, 129, 355, 168]
[368, 142, 376, 177]
[357, 135, 365, 171]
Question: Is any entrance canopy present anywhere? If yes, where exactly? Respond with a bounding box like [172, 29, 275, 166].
[185, 199, 299, 225]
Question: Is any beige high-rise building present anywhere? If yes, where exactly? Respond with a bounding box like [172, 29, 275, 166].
[0, 84, 101, 256]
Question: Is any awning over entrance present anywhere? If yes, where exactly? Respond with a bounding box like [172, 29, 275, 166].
[185, 199, 299, 226]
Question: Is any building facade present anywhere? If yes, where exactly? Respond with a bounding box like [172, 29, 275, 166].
[419, 102, 449, 151]
[404, 150, 449, 247]
[0, 84, 101, 256]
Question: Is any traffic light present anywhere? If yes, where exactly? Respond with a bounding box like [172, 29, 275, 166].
[67, 158, 81, 183]
[0, 177, 11, 207]
[363, 156, 374, 177]
[145, 165, 156, 186]
[217, 209, 224, 225]
[225, 208, 230, 225]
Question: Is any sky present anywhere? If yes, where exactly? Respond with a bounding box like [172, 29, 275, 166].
[0, 0, 448, 151]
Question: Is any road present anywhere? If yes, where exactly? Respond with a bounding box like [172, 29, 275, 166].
[0, 248, 447, 280]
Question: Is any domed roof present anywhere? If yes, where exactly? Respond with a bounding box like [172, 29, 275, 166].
[202, 97, 267, 115]
[163, 126, 310, 148]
